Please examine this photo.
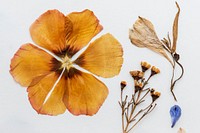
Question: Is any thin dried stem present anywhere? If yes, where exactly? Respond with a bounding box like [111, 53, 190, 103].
[170, 53, 177, 101]
[120, 90, 125, 131]
[138, 89, 150, 104]
[172, 59, 184, 87]
[170, 55, 184, 101]
[126, 104, 156, 133]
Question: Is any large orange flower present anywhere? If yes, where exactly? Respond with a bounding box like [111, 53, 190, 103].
[10, 9, 123, 116]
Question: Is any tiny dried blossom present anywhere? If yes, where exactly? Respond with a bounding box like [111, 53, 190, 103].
[141, 61, 151, 72]
[130, 70, 144, 80]
[121, 81, 127, 90]
[151, 66, 160, 75]
[10, 9, 123, 116]
[150, 88, 161, 102]
[134, 80, 143, 93]
[170, 105, 182, 128]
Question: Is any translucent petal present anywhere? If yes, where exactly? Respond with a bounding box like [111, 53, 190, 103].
[63, 67, 108, 116]
[74, 33, 123, 78]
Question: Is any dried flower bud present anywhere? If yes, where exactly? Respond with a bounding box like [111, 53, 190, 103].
[150, 88, 161, 102]
[130, 70, 144, 80]
[174, 53, 180, 62]
[141, 61, 151, 72]
[150, 88, 155, 93]
[134, 80, 143, 93]
[120, 81, 127, 90]
[151, 66, 160, 76]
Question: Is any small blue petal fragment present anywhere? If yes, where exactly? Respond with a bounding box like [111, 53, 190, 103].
[170, 105, 181, 128]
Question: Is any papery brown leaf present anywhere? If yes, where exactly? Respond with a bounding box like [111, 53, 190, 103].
[129, 17, 173, 65]
[177, 128, 186, 133]
[172, 2, 180, 53]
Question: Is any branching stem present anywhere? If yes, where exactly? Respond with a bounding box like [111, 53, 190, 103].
[119, 67, 160, 133]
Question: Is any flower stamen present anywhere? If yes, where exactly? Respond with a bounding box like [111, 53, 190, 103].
[61, 56, 72, 70]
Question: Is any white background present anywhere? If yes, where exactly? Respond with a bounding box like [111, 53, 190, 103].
[0, 0, 199, 133]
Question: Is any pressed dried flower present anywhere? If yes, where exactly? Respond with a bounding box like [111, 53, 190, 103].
[151, 66, 160, 75]
[130, 70, 144, 80]
[129, 16, 173, 65]
[141, 61, 151, 72]
[178, 128, 186, 133]
[10, 9, 123, 116]
[150, 88, 161, 102]
[170, 105, 181, 128]
[121, 81, 127, 90]
[134, 80, 143, 93]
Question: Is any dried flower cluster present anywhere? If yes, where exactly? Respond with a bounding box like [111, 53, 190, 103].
[119, 61, 161, 133]
[129, 2, 184, 101]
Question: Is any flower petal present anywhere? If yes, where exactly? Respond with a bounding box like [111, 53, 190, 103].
[10, 43, 56, 87]
[28, 72, 66, 115]
[65, 9, 103, 57]
[74, 33, 123, 78]
[63, 67, 108, 116]
[170, 105, 181, 128]
[129, 17, 173, 65]
[30, 10, 71, 54]
[178, 128, 186, 133]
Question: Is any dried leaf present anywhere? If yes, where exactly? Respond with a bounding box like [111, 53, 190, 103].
[129, 17, 173, 65]
[172, 2, 180, 52]
[178, 128, 186, 133]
